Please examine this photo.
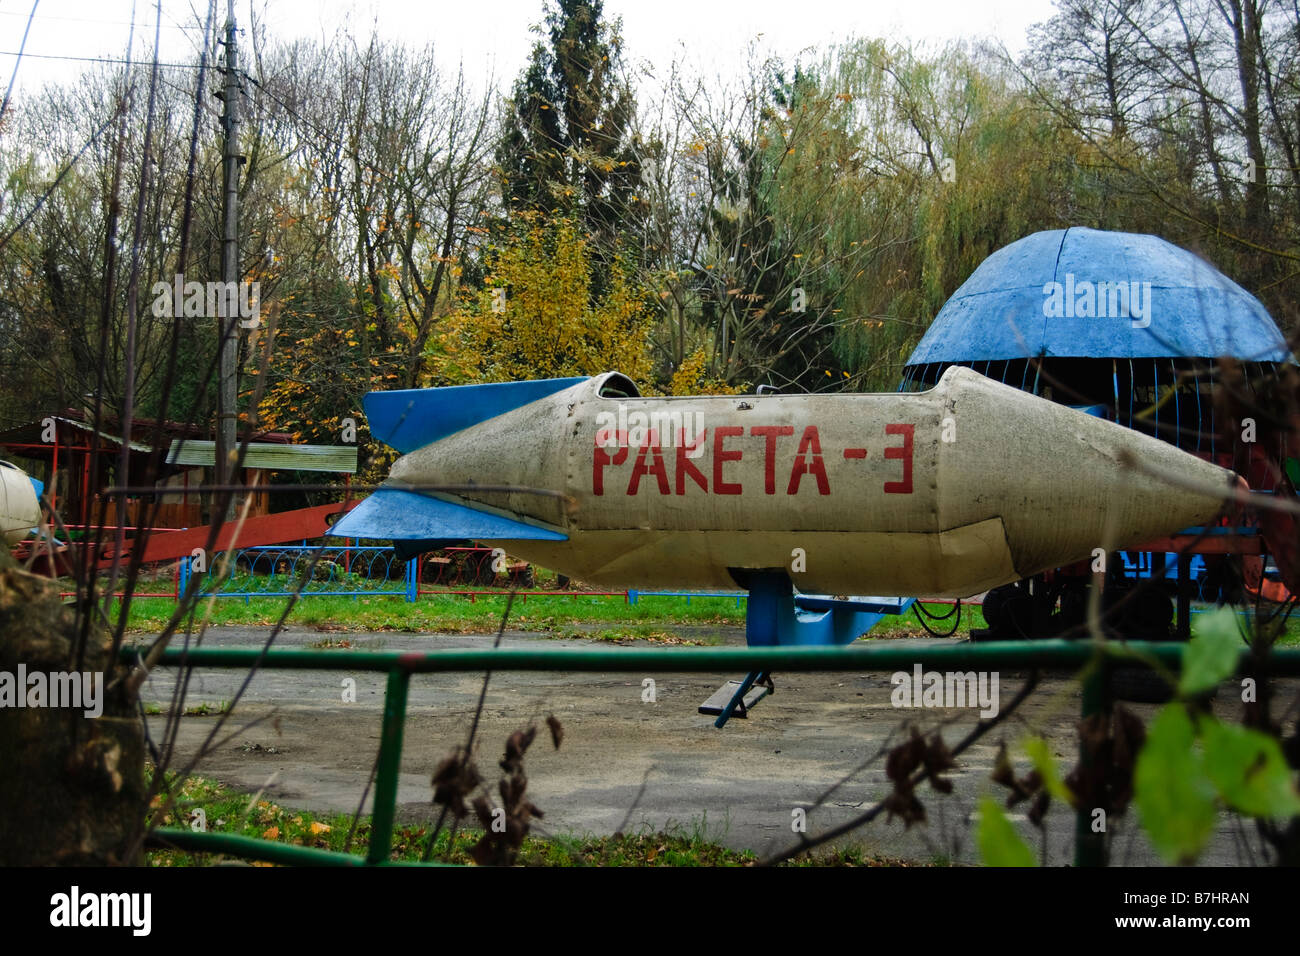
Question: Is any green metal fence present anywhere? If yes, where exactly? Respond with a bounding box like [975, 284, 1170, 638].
[133, 640, 1300, 867]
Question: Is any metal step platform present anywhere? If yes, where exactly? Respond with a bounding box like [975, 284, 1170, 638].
[698, 673, 773, 720]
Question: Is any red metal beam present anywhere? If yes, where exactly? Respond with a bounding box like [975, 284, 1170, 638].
[95, 501, 356, 568]
[50, 424, 58, 511]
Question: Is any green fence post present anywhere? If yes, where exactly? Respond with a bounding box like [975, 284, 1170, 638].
[368, 667, 412, 864]
[1074, 654, 1110, 867]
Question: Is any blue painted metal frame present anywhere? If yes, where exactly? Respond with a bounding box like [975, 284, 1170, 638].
[627, 589, 746, 608]
[1172, 358, 1181, 450]
[714, 572, 918, 727]
[182, 545, 412, 602]
[742, 574, 916, 647]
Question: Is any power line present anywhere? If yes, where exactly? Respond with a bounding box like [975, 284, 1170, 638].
[0, 50, 202, 70]
[0, 8, 193, 30]
[1, 1, 41, 121]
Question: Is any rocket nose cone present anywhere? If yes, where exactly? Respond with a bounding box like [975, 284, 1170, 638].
[938, 368, 1240, 578]
[1110, 442, 1243, 531]
[1115, 444, 1246, 502]
[1023, 424, 1237, 575]
[387, 383, 576, 528]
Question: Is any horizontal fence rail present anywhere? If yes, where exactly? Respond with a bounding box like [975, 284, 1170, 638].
[130, 640, 1300, 673]
[174, 546, 631, 602]
[628, 589, 746, 607]
[132, 640, 1300, 868]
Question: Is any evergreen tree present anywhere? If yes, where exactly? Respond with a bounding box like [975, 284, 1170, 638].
[497, 1, 642, 260]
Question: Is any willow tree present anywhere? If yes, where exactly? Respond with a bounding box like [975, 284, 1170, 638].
[807, 41, 1099, 388]
[633, 50, 901, 393]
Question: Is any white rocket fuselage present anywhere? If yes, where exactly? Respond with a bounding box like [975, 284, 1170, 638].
[369, 366, 1236, 597]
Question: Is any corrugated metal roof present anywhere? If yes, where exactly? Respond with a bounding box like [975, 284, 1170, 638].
[167, 440, 357, 473]
[905, 227, 1292, 365]
[54, 417, 154, 453]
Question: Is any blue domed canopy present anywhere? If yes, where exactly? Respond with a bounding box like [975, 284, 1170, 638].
[905, 227, 1292, 365]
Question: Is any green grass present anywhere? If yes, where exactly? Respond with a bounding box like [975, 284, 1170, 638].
[117, 591, 748, 634]
[113, 589, 985, 640]
[1260, 615, 1300, 646]
[143, 771, 912, 867]
[141, 700, 230, 716]
[182, 700, 231, 716]
[97, 585, 1300, 648]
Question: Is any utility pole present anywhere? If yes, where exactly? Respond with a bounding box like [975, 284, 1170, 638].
[217, 0, 240, 521]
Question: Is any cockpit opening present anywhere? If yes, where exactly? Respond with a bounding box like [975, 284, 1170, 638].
[596, 373, 640, 399]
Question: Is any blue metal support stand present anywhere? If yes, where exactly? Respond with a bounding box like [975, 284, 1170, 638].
[405, 558, 417, 603]
[706, 571, 916, 727]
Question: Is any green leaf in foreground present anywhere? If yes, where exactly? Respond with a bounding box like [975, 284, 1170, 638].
[1178, 608, 1242, 696]
[1134, 705, 1218, 863]
[1023, 736, 1074, 806]
[1199, 717, 1300, 818]
[977, 797, 1036, 867]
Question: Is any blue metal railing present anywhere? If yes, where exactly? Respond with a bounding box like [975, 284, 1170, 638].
[627, 589, 746, 608]
[181, 545, 411, 602]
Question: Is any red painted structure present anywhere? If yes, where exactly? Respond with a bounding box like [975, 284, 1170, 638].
[1, 409, 362, 578]
[0, 409, 297, 531]
[93, 500, 357, 569]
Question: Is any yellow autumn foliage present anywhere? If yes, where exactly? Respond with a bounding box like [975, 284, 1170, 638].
[667, 347, 742, 395]
[433, 215, 653, 386]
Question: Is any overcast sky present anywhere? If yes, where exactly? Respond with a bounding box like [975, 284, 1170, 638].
[2, 0, 1059, 97]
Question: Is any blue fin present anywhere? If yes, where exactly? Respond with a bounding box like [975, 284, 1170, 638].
[364, 377, 589, 454]
[327, 488, 567, 542]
